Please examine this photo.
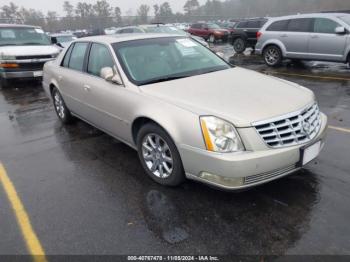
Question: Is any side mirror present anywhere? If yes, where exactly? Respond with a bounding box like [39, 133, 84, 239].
[100, 67, 122, 85]
[335, 26, 346, 34]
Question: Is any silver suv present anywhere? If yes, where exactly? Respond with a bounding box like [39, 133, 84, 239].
[255, 13, 350, 66]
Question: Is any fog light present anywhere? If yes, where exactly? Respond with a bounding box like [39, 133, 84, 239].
[199, 172, 243, 187]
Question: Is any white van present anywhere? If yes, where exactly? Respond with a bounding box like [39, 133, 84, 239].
[0, 24, 60, 87]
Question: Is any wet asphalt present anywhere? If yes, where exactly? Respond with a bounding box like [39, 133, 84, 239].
[0, 43, 349, 256]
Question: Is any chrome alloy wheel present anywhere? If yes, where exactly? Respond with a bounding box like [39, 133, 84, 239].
[265, 48, 280, 65]
[142, 133, 173, 179]
[54, 91, 65, 119]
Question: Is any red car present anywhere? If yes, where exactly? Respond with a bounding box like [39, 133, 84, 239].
[188, 23, 230, 43]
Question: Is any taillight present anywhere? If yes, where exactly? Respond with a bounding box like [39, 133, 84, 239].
[256, 31, 262, 39]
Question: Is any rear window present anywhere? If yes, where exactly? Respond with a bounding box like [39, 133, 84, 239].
[191, 24, 202, 29]
[266, 20, 289, 31]
[68, 42, 89, 71]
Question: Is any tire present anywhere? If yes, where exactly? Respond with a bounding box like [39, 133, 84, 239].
[0, 78, 9, 88]
[51, 87, 75, 124]
[137, 123, 185, 187]
[208, 34, 215, 43]
[233, 38, 246, 54]
[263, 45, 283, 67]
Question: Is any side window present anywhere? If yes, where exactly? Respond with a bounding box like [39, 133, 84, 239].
[247, 20, 261, 28]
[287, 18, 313, 32]
[191, 24, 200, 29]
[62, 44, 74, 68]
[68, 42, 89, 71]
[237, 21, 248, 28]
[266, 20, 289, 31]
[87, 43, 115, 77]
[314, 18, 340, 34]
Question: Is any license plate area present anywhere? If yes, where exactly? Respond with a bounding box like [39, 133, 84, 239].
[33, 71, 43, 77]
[299, 140, 322, 166]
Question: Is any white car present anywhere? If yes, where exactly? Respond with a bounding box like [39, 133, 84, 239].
[0, 24, 60, 87]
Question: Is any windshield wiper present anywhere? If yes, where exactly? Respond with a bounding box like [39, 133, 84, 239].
[141, 75, 191, 85]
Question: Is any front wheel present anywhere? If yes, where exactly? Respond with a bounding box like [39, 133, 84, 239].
[137, 123, 185, 186]
[263, 45, 283, 67]
[233, 38, 246, 54]
[0, 78, 9, 88]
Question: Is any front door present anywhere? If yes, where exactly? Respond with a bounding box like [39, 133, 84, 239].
[308, 18, 347, 61]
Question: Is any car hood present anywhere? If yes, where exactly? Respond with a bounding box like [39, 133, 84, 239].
[140, 67, 315, 127]
[0, 45, 60, 57]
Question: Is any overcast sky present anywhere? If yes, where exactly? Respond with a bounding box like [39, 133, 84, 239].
[2, 0, 208, 16]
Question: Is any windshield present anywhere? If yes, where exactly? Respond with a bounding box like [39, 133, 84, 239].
[55, 35, 76, 43]
[112, 37, 230, 86]
[339, 15, 350, 26]
[0, 27, 51, 46]
[208, 23, 221, 29]
[143, 26, 187, 36]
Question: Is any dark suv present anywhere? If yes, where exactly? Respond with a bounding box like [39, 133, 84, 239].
[188, 22, 230, 43]
[231, 18, 268, 53]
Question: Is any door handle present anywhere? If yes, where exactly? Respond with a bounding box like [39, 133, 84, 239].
[280, 34, 288, 37]
[311, 35, 319, 39]
[83, 84, 91, 92]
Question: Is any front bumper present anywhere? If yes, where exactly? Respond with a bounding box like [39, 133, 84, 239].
[0, 70, 43, 79]
[179, 113, 327, 190]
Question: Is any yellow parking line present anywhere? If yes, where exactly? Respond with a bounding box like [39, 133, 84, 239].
[265, 71, 350, 81]
[0, 163, 47, 262]
[329, 125, 350, 134]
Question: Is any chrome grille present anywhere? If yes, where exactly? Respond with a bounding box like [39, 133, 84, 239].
[253, 103, 321, 148]
[244, 165, 297, 185]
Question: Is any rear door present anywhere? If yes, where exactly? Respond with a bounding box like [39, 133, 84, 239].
[57, 42, 90, 117]
[308, 17, 347, 61]
[282, 18, 313, 58]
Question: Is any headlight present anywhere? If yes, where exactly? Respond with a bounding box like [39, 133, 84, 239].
[200, 116, 245, 153]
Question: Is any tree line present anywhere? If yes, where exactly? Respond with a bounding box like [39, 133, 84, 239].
[1, 0, 350, 32]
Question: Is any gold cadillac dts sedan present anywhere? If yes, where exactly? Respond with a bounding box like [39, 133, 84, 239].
[43, 34, 327, 190]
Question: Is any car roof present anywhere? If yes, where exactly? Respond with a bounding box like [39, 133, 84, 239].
[0, 23, 41, 29]
[75, 33, 185, 44]
[50, 33, 74, 37]
[268, 12, 350, 21]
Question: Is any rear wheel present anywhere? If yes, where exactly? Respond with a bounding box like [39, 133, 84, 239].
[263, 45, 282, 67]
[51, 87, 75, 124]
[137, 123, 185, 187]
[233, 38, 246, 54]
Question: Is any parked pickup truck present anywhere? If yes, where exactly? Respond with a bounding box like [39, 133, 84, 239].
[0, 24, 60, 87]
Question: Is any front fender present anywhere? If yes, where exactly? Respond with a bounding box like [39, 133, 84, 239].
[131, 96, 206, 151]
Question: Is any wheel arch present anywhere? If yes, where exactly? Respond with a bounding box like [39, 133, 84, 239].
[262, 40, 286, 56]
[131, 117, 166, 145]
